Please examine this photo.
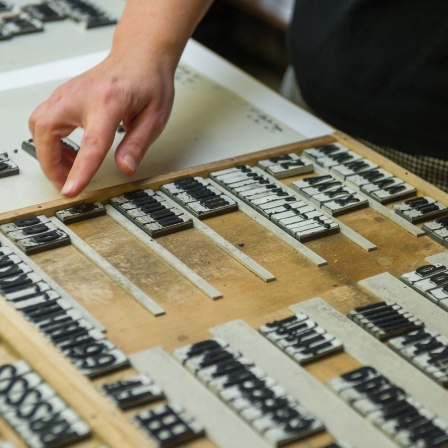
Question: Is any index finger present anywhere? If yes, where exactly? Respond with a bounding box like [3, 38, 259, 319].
[31, 103, 79, 191]
[60, 109, 123, 197]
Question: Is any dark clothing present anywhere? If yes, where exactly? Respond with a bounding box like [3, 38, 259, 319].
[287, 1, 448, 158]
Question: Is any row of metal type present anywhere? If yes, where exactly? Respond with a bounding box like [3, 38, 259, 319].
[0, 0, 116, 41]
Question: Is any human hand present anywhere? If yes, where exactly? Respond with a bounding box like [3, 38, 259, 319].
[29, 52, 175, 197]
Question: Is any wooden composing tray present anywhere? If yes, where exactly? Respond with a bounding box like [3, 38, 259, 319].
[1, 131, 448, 448]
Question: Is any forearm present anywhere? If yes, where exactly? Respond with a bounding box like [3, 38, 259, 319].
[111, 0, 213, 74]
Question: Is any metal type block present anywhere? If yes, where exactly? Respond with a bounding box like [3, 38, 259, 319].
[210, 165, 251, 178]
[219, 376, 280, 412]
[185, 347, 241, 374]
[0, 262, 32, 280]
[302, 143, 348, 161]
[196, 357, 254, 384]
[366, 180, 416, 204]
[62, 340, 128, 378]
[411, 271, 448, 295]
[315, 149, 362, 170]
[425, 285, 448, 305]
[52, 0, 116, 29]
[401, 264, 448, 287]
[55, 202, 106, 224]
[1, 216, 46, 234]
[8, 222, 59, 242]
[17, 407, 90, 448]
[0, 273, 46, 294]
[344, 165, 392, 189]
[5, 395, 67, 429]
[321, 194, 369, 216]
[101, 374, 164, 409]
[327, 366, 380, 394]
[259, 313, 309, 337]
[338, 374, 393, 404]
[0, 152, 19, 178]
[15, 229, 71, 255]
[310, 184, 357, 205]
[22, 3, 66, 22]
[173, 338, 228, 364]
[393, 197, 448, 224]
[134, 403, 205, 448]
[0, 12, 43, 37]
[257, 153, 314, 178]
[348, 302, 424, 340]
[331, 158, 378, 179]
[388, 328, 440, 355]
[3, 281, 51, 303]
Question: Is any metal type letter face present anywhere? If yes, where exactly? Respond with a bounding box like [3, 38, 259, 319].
[161, 176, 238, 219]
[260, 314, 343, 364]
[256, 153, 314, 178]
[348, 301, 424, 340]
[174, 337, 324, 444]
[109, 190, 193, 237]
[55, 202, 106, 224]
[393, 196, 448, 224]
[0, 215, 70, 255]
[54, 0, 117, 28]
[1, 13, 44, 37]
[0, 361, 90, 447]
[0, 153, 19, 178]
[101, 374, 164, 409]
[135, 404, 205, 447]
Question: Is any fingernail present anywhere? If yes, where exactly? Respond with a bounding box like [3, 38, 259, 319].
[123, 154, 137, 173]
[61, 180, 75, 196]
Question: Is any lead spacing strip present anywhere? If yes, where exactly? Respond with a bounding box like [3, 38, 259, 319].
[173, 335, 324, 447]
[131, 347, 270, 448]
[328, 366, 448, 448]
[106, 205, 223, 300]
[290, 298, 448, 422]
[256, 153, 314, 179]
[0, 360, 90, 448]
[401, 263, 448, 312]
[0, 240, 128, 378]
[109, 189, 193, 238]
[348, 301, 424, 340]
[0, 215, 70, 255]
[207, 178, 328, 266]
[50, 217, 165, 317]
[209, 165, 339, 243]
[160, 176, 238, 219]
[393, 197, 448, 224]
[210, 319, 394, 448]
[158, 191, 276, 283]
[422, 217, 448, 248]
[301, 144, 424, 237]
[0, 152, 19, 178]
[259, 313, 343, 364]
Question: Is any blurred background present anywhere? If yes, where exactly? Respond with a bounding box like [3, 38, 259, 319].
[193, 0, 294, 91]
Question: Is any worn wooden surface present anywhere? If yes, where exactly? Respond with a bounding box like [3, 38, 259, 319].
[1, 132, 447, 447]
